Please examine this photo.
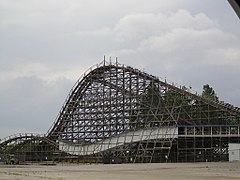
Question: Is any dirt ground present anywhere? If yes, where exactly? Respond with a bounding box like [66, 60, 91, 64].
[0, 162, 240, 180]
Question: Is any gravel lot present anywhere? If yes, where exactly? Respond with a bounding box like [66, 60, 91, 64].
[0, 162, 240, 180]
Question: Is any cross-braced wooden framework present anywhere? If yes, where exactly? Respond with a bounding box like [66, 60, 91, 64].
[1, 60, 240, 163]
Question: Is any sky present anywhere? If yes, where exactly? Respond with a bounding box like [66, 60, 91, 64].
[0, 0, 240, 138]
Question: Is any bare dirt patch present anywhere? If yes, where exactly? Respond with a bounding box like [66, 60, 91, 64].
[0, 162, 240, 180]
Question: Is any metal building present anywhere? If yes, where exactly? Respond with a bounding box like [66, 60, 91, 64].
[229, 143, 240, 161]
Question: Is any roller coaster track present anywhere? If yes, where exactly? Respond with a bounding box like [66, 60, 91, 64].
[59, 124, 240, 156]
[1, 60, 240, 163]
[47, 60, 240, 141]
[0, 133, 57, 148]
[59, 127, 178, 156]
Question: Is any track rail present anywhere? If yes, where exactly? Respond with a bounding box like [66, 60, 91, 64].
[47, 61, 240, 141]
[59, 127, 178, 156]
[0, 133, 57, 148]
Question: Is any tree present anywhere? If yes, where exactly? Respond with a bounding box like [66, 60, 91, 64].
[202, 84, 219, 102]
[129, 81, 163, 129]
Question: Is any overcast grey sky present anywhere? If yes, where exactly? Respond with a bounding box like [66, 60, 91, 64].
[0, 0, 240, 138]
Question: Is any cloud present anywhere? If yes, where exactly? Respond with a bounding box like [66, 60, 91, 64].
[107, 9, 240, 68]
[0, 60, 87, 82]
[113, 10, 216, 42]
[0, 75, 74, 137]
[106, 9, 240, 106]
[74, 27, 112, 38]
[0, 0, 240, 138]
[205, 47, 240, 66]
